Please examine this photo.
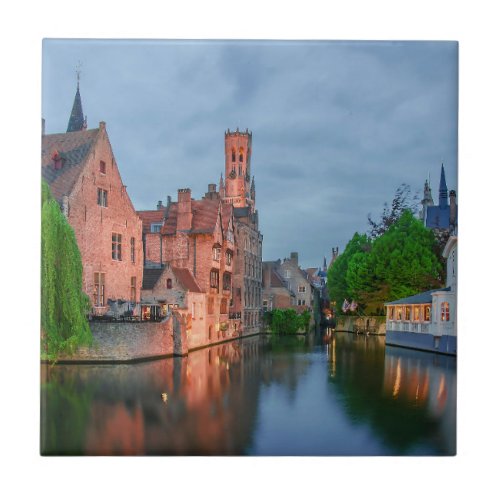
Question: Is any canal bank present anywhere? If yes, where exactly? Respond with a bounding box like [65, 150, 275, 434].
[46, 312, 263, 364]
[335, 315, 386, 335]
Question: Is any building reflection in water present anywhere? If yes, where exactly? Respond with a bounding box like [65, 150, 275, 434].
[326, 331, 456, 455]
[41, 337, 263, 455]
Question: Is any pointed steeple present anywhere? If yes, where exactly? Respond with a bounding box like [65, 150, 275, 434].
[250, 176, 255, 200]
[67, 67, 86, 132]
[323, 256, 327, 270]
[439, 163, 448, 208]
[219, 172, 225, 197]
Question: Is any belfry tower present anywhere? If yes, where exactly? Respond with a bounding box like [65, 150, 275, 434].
[224, 128, 253, 210]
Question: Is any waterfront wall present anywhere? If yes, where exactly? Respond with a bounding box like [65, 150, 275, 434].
[56, 312, 188, 363]
[336, 316, 386, 335]
[386, 331, 457, 356]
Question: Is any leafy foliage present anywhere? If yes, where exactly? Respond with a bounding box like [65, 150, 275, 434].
[265, 309, 311, 335]
[367, 184, 419, 238]
[41, 181, 92, 359]
[328, 211, 443, 314]
[327, 232, 371, 314]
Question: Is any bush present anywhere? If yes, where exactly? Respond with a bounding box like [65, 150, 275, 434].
[266, 309, 311, 335]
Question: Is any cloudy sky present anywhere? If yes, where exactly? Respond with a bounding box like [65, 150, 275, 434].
[42, 39, 458, 269]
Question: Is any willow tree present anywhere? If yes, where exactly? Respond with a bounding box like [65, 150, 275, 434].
[41, 181, 92, 358]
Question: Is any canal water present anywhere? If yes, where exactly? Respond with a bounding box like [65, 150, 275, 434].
[40, 331, 456, 456]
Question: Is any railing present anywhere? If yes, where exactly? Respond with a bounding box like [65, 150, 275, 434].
[387, 320, 431, 334]
[229, 312, 241, 320]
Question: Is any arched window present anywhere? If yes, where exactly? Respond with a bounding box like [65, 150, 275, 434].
[239, 147, 244, 162]
[231, 148, 236, 162]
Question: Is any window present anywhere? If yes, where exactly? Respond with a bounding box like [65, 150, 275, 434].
[395, 306, 402, 320]
[424, 305, 431, 321]
[112, 233, 122, 260]
[387, 306, 394, 320]
[220, 298, 228, 314]
[130, 277, 136, 302]
[263, 300, 268, 312]
[100, 160, 106, 174]
[298, 299, 306, 306]
[223, 272, 231, 291]
[212, 246, 221, 261]
[97, 188, 108, 207]
[226, 250, 233, 266]
[239, 148, 244, 162]
[130, 237, 135, 263]
[151, 223, 162, 233]
[284, 270, 291, 279]
[93, 273, 105, 307]
[414, 306, 420, 322]
[298, 285, 306, 293]
[167, 278, 172, 289]
[238, 164, 242, 176]
[404, 306, 411, 321]
[441, 302, 450, 322]
[210, 270, 219, 290]
[231, 148, 236, 162]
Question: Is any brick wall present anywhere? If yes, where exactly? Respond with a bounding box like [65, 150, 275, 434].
[66, 124, 143, 311]
[56, 312, 189, 362]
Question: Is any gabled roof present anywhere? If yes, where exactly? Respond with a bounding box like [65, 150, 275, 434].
[41, 128, 99, 202]
[385, 287, 450, 306]
[137, 209, 164, 234]
[270, 269, 295, 297]
[171, 267, 203, 293]
[162, 199, 221, 235]
[142, 268, 164, 290]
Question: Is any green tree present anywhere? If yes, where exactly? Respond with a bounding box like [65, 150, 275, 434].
[41, 181, 92, 359]
[327, 232, 371, 314]
[370, 210, 443, 303]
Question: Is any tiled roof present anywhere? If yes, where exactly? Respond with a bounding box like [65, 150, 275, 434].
[162, 199, 221, 235]
[41, 128, 100, 202]
[270, 269, 295, 296]
[137, 209, 164, 233]
[172, 267, 203, 293]
[385, 287, 451, 306]
[142, 268, 164, 290]
[221, 203, 233, 231]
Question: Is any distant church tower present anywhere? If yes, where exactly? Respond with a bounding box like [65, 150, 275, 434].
[67, 67, 87, 132]
[224, 128, 253, 210]
[420, 177, 434, 223]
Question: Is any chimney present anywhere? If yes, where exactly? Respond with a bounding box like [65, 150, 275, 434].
[99, 121, 106, 131]
[290, 252, 299, 266]
[177, 188, 192, 231]
[449, 190, 457, 230]
[208, 183, 216, 193]
[157, 200, 164, 210]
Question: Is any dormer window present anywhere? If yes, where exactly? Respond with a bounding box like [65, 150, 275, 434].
[100, 160, 106, 174]
[151, 223, 162, 233]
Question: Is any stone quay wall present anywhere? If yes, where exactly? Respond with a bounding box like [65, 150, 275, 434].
[56, 312, 188, 363]
[336, 315, 386, 335]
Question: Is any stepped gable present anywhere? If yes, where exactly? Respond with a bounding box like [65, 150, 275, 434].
[171, 267, 203, 293]
[41, 128, 99, 203]
[142, 268, 164, 290]
[137, 209, 164, 234]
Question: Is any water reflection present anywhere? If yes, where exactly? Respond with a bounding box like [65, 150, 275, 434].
[327, 332, 456, 455]
[41, 332, 456, 456]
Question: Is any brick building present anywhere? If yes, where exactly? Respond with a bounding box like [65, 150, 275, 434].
[41, 83, 143, 315]
[138, 186, 239, 341]
[262, 253, 314, 313]
[221, 129, 263, 335]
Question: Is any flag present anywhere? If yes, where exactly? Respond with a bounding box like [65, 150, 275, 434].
[350, 301, 358, 311]
[342, 299, 350, 313]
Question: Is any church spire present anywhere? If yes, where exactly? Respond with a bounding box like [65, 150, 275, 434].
[67, 64, 87, 132]
[438, 163, 448, 208]
[219, 172, 225, 197]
